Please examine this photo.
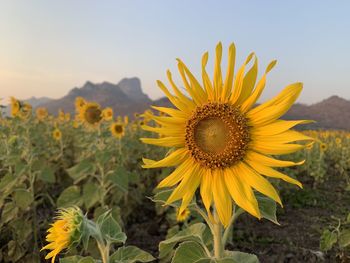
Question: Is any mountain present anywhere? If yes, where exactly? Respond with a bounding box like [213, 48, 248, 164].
[40, 77, 152, 117]
[284, 96, 350, 130]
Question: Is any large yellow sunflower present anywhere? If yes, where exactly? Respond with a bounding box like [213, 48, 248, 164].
[79, 102, 102, 126]
[141, 43, 313, 227]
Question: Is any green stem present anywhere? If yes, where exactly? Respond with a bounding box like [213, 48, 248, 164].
[222, 207, 244, 246]
[213, 209, 223, 259]
[97, 240, 110, 263]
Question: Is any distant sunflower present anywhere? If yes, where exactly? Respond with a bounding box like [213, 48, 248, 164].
[110, 122, 125, 139]
[124, 115, 129, 125]
[79, 102, 102, 126]
[10, 97, 20, 117]
[75, 97, 86, 111]
[19, 102, 32, 119]
[58, 109, 65, 122]
[36, 107, 48, 121]
[52, 128, 62, 141]
[102, 107, 114, 121]
[41, 207, 83, 263]
[320, 143, 327, 152]
[141, 42, 313, 226]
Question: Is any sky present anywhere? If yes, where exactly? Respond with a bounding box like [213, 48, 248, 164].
[1, 1, 350, 104]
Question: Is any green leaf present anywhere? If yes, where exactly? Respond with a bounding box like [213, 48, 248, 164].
[110, 246, 155, 263]
[339, 229, 350, 248]
[172, 241, 208, 263]
[224, 251, 259, 263]
[67, 160, 95, 183]
[83, 182, 100, 209]
[97, 212, 126, 244]
[107, 166, 129, 193]
[38, 166, 55, 183]
[256, 193, 279, 225]
[320, 229, 337, 251]
[13, 189, 33, 209]
[159, 223, 207, 259]
[57, 186, 82, 208]
[78, 257, 96, 263]
[0, 202, 19, 226]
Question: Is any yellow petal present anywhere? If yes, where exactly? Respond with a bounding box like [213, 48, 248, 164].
[166, 70, 196, 109]
[151, 105, 188, 118]
[221, 43, 236, 102]
[239, 163, 282, 206]
[156, 80, 192, 114]
[230, 52, 255, 105]
[247, 82, 302, 126]
[212, 169, 232, 227]
[201, 51, 214, 100]
[166, 162, 201, 204]
[224, 167, 260, 218]
[200, 169, 213, 217]
[252, 120, 314, 136]
[245, 160, 302, 188]
[241, 60, 277, 112]
[140, 136, 185, 147]
[237, 55, 258, 105]
[213, 42, 223, 100]
[251, 141, 305, 155]
[252, 130, 314, 144]
[157, 158, 195, 188]
[245, 151, 305, 167]
[142, 148, 189, 168]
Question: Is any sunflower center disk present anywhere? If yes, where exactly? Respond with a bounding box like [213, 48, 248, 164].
[185, 102, 250, 169]
[85, 107, 102, 124]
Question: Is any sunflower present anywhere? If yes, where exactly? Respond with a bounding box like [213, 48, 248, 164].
[176, 208, 190, 222]
[41, 207, 83, 263]
[102, 107, 114, 121]
[10, 97, 21, 117]
[58, 109, 65, 122]
[19, 102, 32, 119]
[75, 97, 86, 111]
[141, 42, 313, 226]
[52, 128, 62, 141]
[320, 143, 327, 152]
[124, 115, 129, 125]
[110, 122, 125, 139]
[36, 107, 49, 120]
[79, 102, 102, 126]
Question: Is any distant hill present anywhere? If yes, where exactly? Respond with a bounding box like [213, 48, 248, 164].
[284, 95, 350, 130]
[40, 77, 152, 117]
[5, 78, 350, 130]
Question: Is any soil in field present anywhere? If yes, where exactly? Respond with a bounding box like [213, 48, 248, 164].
[125, 174, 350, 263]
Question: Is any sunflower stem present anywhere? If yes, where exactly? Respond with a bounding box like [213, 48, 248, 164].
[222, 206, 244, 246]
[213, 209, 223, 259]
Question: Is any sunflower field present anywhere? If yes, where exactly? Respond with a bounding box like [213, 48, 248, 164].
[1, 43, 350, 263]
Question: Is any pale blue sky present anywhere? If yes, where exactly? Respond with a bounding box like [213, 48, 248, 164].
[1, 1, 349, 104]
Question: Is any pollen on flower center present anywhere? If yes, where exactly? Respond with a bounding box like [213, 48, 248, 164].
[185, 102, 250, 169]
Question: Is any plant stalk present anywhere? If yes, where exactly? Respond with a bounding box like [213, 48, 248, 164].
[213, 209, 223, 259]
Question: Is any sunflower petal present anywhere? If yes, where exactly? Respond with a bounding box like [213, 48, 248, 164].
[245, 151, 305, 167]
[246, 160, 302, 188]
[142, 148, 189, 168]
[224, 168, 261, 218]
[212, 169, 232, 227]
[239, 163, 282, 206]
